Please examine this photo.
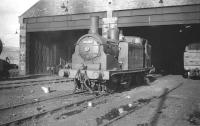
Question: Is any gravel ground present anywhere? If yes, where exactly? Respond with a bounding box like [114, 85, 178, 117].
[0, 76, 74, 109]
[110, 76, 200, 126]
[40, 75, 186, 126]
[1, 75, 200, 126]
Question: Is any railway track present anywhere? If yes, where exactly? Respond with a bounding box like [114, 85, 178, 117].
[7, 74, 49, 80]
[95, 92, 166, 126]
[0, 90, 84, 110]
[98, 98, 152, 126]
[0, 77, 72, 89]
[0, 91, 109, 126]
[0, 76, 67, 85]
[98, 83, 183, 126]
[0, 75, 169, 126]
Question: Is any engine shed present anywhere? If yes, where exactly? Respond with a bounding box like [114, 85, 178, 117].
[19, 0, 200, 75]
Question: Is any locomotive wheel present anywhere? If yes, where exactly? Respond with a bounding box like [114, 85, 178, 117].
[125, 75, 133, 89]
[144, 76, 150, 85]
[107, 75, 120, 93]
[135, 73, 145, 85]
[107, 82, 117, 93]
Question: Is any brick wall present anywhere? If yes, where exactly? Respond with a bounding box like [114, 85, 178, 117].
[21, 0, 200, 18]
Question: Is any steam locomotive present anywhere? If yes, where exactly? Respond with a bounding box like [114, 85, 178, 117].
[62, 16, 152, 93]
[0, 39, 18, 80]
[183, 43, 200, 78]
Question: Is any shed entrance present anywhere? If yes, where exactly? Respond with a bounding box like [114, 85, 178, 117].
[23, 4, 200, 75]
[121, 24, 200, 74]
[28, 30, 87, 74]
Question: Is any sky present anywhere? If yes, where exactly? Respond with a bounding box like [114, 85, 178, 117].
[0, 0, 39, 47]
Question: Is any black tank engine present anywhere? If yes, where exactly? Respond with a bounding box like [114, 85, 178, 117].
[62, 16, 152, 93]
[0, 39, 18, 80]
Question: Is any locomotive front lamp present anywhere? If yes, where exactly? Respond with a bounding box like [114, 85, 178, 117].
[93, 72, 99, 79]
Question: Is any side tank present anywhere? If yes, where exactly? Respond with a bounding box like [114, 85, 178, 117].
[118, 36, 151, 70]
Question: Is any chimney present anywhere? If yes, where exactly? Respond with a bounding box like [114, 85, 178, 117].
[89, 16, 99, 34]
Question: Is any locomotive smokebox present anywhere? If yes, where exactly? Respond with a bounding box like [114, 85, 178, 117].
[89, 16, 99, 34]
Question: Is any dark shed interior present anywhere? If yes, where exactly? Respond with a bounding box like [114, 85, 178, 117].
[28, 24, 200, 75]
[121, 24, 200, 74]
[28, 30, 88, 74]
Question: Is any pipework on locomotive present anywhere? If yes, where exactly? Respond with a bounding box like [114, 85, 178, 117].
[59, 16, 152, 93]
